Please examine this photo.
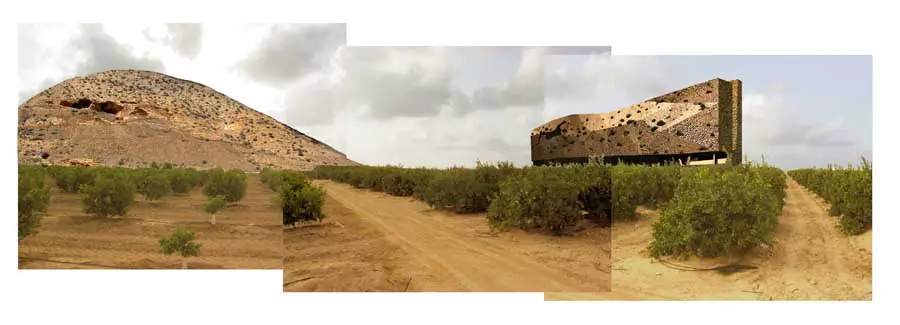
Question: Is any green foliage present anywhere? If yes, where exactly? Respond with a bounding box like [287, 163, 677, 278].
[131, 168, 153, 194]
[788, 157, 872, 235]
[190, 168, 208, 187]
[313, 162, 611, 234]
[312, 163, 512, 213]
[486, 163, 611, 234]
[312, 165, 436, 199]
[202, 168, 247, 202]
[611, 165, 647, 222]
[648, 166, 784, 259]
[140, 172, 172, 200]
[611, 164, 683, 221]
[159, 228, 202, 258]
[487, 167, 580, 234]
[280, 171, 326, 225]
[380, 167, 428, 197]
[567, 163, 613, 221]
[50, 166, 96, 193]
[80, 171, 137, 218]
[167, 169, 193, 194]
[203, 195, 229, 215]
[417, 162, 520, 213]
[417, 168, 477, 211]
[260, 168, 283, 192]
[348, 166, 394, 190]
[19, 166, 51, 240]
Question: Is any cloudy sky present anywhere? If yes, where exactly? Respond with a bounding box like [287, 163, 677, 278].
[18, 24, 869, 169]
[545, 55, 873, 169]
[18, 23, 611, 167]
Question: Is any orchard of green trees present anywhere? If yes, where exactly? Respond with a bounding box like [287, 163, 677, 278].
[307, 160, 792, 259]
[17, 164, 251, 240]
[19, 154, 873, 262]
[788, 157, 873, 235]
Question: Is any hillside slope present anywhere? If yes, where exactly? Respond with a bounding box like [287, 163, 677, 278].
[18, 69, 357, 170]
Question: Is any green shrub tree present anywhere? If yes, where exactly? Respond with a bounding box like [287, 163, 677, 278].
[203, 195, 228, 225]
[51, 166, 97, 193]
[159, 228, 202, 269]
[280, 173, 326, 227]
[648, 167, 782, 259]
[140, 172, 172, 201]
[80, 172, 137, 218]
[19, 166, 51, 240]
[788, 157, 871, 235]
[203, 169, 247, 202]
[487, 167, 583, 235]
[260, 168, 283, 192]
[168, 169, 193, 194]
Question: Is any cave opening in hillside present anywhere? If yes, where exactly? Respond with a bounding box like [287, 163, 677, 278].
[96, 101, 124, 114]
[61, 98, 93, 109]
[131, 107, 149, 116]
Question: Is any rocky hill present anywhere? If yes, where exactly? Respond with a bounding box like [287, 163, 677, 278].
[18, 69, 358, 171]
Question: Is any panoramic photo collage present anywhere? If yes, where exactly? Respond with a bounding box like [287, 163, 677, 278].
[17, 23, 872, 301]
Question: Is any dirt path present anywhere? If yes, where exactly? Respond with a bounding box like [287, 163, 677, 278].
[284, 181, 611, 292]
[751, 177, 872, 300]
[546, 176, 872, 301]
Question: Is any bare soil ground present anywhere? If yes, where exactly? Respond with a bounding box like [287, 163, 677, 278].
[18, 174, 282, 269]
[283, 180, 612, 292]
[545, 177, 872, 301]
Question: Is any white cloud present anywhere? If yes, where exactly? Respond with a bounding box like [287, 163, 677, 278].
[19, 25, 616, 167]
[162, 24, 204, 60]
[233, 23, 345, 86]
[68, 24, 167, 76]
[277, 46, 612, 167]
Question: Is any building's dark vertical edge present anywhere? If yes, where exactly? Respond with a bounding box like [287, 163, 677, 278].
[716, 79, 733, 161]
[731, 80, 743, 165]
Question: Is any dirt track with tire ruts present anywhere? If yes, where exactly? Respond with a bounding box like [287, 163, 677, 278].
[545, 176, 872, 301]
[284, 180, 612, 292]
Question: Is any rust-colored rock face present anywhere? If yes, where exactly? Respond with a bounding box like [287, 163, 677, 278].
[18, 69, 359, 170]
[531, 78, 742, 165]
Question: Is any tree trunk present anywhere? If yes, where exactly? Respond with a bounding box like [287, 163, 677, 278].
[182, 258, 188, 270]
[210, 214, 216, 225]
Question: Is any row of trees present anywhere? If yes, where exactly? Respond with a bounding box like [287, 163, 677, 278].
[18, 165, 250, 240]
[788, 157, 873, 235]
[19, 166, 51, 240]
[310, 161, 612, 235]
[18, 164, 252, 269]
[310, 160, 790, 257]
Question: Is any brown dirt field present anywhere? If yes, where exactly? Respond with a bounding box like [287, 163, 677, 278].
[18, 174, 282, 269]
[283, 180, 611, 292]
[545, 176, 872, 301]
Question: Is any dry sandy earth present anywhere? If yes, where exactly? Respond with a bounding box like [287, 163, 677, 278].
[18, 174, 282, 269]
[284, 180, 612, 292]
[545, 176, 872, 301]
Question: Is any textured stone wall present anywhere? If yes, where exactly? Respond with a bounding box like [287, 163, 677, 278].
[531, 78, 742, 165]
